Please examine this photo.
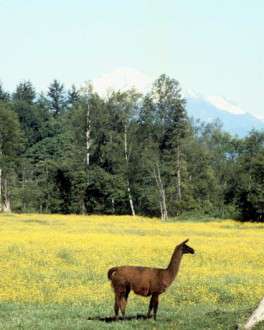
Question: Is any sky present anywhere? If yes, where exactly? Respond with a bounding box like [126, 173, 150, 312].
[0, 0, 263, 119]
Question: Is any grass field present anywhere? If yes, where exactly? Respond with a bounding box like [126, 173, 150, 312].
[0, 214, 263, 329]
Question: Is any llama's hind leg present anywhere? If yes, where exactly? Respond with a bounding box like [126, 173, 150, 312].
[120, 295, 127, 318]
[120, 286, 130, 318]
[115, 294, 127, 319]
[114, 294, 120, 320]
[114, 286, 129, 320]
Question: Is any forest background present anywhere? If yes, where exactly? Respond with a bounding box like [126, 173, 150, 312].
[0, 75, 263, 221]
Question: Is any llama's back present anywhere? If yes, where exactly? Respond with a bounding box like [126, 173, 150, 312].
[108, 265, 166, 294]
[108, 265, 162, 279]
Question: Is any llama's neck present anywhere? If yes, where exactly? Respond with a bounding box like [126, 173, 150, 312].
[166, 247, 183, 281]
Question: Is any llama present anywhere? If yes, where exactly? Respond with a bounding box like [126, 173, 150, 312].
[107, 239, 195, 320]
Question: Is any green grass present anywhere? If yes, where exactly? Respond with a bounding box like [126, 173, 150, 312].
[1, 302, 263, 330]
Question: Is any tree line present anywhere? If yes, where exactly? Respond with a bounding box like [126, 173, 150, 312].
[0, 75, 263, 221]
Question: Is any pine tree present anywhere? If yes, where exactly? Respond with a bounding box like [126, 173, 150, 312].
[0, 83, 9, 102]
[13, 81, 36, 104]
[235, 131, 264, 221]
[67, 85, 80, 107]
[47, 80, 66, 115]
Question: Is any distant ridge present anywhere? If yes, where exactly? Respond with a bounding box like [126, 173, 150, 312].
[186, 96, 264, 137]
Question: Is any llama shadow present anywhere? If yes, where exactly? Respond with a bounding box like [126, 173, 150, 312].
[87, 314, 151, 323]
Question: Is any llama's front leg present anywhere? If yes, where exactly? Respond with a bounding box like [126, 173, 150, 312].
[147, 295, 155, 318]
[152, 294, 159, 320]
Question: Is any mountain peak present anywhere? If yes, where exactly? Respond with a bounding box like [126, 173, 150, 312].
[92, 67, 152, 96]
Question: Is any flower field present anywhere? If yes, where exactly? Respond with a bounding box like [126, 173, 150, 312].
[0, 213, 263, 329]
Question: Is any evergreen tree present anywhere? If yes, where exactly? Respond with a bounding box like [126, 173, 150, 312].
[235, 131, 264, 221]
[13, 81, 36, 104]
[67, 85, 80, 107]
[47, 80, 66, 115]
[13, 82, 46, 147]
[0, 83, 9, 102]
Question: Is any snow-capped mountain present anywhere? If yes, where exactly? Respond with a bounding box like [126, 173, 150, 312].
[92, 68, 264, 137]
[185, 94, 264, 137]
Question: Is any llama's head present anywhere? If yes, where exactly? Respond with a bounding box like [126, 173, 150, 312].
[179, 239, 195, 254]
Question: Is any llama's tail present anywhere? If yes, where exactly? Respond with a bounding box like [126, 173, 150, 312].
[107, 267, 118, 280]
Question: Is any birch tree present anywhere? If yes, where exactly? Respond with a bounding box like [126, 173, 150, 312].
[124, 123, 135, 216]
[107, 90, 139, 216]
[120, 91, 138, 216]
[153, 162, 168, 220]
[137, 95, 168, 220]
[0, 136, 2, 212]
[79, 83, 93, 170]
[86, 100, 91, 168]
[150, 74, 189, 213]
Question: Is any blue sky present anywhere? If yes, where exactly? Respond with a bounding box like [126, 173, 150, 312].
[0, 0, 263, 118]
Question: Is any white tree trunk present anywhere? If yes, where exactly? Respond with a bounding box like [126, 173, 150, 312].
[153, 163, 168, 220]
[127, 184, 135, 216]
[86, 101, 91, 167]
[124, 125, 135, 216]
[0, 140, 2, 212]
[0, 167, 2, 212]
[111, 198, 115, 214]
[2, 178, 11, 213]
[176, 144, 182, 201]
[159, 200, 164, 220]
[81, 100, 92, 214]
[243, 297, 264, 330]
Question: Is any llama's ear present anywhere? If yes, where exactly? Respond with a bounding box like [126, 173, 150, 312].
[181, 238, 189, 244]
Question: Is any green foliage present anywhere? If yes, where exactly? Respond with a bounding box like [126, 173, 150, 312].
[0, 102, 23, 159]
[0, 76, 263, 221]
[234, 131, 264, 221]
[0, 102, 24, 210]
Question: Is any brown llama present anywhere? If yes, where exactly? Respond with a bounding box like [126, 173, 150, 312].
[107, 239, 195, 320]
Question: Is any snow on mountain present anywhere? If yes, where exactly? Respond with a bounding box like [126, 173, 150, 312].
[255, 114, 264, 122]
[92, 68, 152, 97]
[206, 96, 245, 115]
[91, 68, 264, 137]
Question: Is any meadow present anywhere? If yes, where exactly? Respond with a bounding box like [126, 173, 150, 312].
[0, 214, 263, 329]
